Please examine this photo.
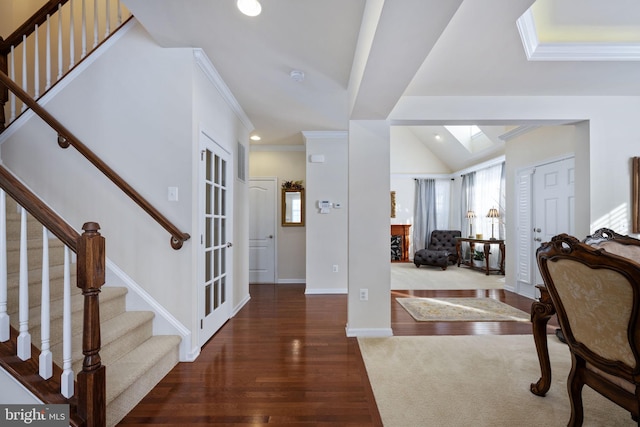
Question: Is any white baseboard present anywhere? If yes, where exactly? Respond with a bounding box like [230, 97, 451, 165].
[305, 288, 348, 295]
[277, 278, 306, 284]
[105, 260, 195, 362]
[345, 326, 394, 337]
[232, 294, 251, 317]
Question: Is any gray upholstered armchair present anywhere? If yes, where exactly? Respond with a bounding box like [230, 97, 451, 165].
[414, 229, 461, 269]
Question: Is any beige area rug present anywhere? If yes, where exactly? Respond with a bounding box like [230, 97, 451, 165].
[391, 262, 505, 290]
[396, 297, 530, 322]
[359, 335, 634, 427]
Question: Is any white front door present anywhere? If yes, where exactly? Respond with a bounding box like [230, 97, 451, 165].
[249, 178, 276, 283]
[515, 157, 574, 298]
[532, 157, 575, 287]
[199, 133, 232, 345]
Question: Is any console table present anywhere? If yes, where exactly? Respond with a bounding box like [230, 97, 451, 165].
[455, 237, 505, 275]
[391, 224, 411, 262]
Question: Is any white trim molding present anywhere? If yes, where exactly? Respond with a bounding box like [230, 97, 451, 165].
[517, 9, 640, 61]
[193, 49, 254, 130]
[345, 326, 394, 337]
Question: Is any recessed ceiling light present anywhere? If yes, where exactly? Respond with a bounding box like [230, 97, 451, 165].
[250, 134, 261, 141]
[435, 134, 441, 140]
[237, 0, 261, 17]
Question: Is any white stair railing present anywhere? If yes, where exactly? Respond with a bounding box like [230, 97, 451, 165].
[17, 207, 31, 360]
[39, 226, 52, 379]
[2, 0, 131, 127]
[0, 194, 77, 398]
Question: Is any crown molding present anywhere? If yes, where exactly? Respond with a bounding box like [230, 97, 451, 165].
[301, 131, 349, 141]
[517, 9, 640, 61]
[498, 125, 540, 141]
[249, 144, 305, 152]
[193, 49, 254, 130]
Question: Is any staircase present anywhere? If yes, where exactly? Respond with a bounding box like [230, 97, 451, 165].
[4, 196, 181, 426]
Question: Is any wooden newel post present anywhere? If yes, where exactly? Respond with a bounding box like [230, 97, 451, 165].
[0, 38, 8, 132]
[76, 222, 106, 427]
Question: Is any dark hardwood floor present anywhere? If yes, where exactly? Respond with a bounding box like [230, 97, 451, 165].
[117, 282, 557, 426]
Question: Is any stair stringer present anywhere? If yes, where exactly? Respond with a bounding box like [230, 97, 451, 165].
[105, 259, 198, 362]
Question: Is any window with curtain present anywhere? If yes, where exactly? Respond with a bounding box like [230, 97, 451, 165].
[413, 178, 451, 254]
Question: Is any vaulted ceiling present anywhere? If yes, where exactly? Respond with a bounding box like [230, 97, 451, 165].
[124, 0, 640, 171]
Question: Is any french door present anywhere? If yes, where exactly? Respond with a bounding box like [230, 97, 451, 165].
[199, 132, 232, 345]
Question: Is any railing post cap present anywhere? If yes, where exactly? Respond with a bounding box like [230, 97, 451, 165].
[82, 222, 101, 233]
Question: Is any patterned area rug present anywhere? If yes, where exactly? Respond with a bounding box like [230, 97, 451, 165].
[396, 297, 530, 322]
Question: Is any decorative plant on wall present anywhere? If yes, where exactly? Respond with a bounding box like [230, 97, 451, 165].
[281, 180, 304, 190]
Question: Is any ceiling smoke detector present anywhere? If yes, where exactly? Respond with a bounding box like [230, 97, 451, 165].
[290, 70, 305, 82]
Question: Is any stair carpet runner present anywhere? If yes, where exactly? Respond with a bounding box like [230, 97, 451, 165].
[4, 198, 180, 426]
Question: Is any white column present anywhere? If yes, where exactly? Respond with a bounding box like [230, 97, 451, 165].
[346, 120, 392, 337]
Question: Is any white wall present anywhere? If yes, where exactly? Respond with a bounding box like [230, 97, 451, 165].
[390, 126, 452, 257]
[304, 132, 348, 293]
[0, 22, 251, 355]
[249, 149, 306, 282]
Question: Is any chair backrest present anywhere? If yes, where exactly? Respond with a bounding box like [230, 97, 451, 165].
[537, 234, 640, 374]
[428, 230, 461, 251]
[584, 227, 640, 265]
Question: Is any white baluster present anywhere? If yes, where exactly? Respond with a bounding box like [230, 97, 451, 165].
[69, 0, 75, 69]
[8, 46, 16, 129]
[105, 0, 111, 38]
[60, 246, 74, 398]
[81, 0, 87, 59]
[117, 0, 123, 25]
[0, 191, 8, 342]
[93, 0, 99, 48]
[45, 15, 51, 91]
[39, 227, 52, 379]
[57, 4, 63, 80]
[21, 35, 27, 112]
[34, 24, 40, 99]
[17, 207, 31, 361]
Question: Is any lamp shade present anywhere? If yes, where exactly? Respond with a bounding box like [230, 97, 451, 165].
[466, 210, 476, 219]
[487, 208, 500, 218]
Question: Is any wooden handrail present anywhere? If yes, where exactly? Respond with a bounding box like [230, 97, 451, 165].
[0, 71, 191, 249]
[0, 1, 70, 55]
[0, 165, 80, 250]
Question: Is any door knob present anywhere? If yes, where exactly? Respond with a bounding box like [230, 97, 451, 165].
[534, 228, 541, 233]
[268, 235, 274, 239]
[227, 242, 233, 248]
[534, 237, 542, 242]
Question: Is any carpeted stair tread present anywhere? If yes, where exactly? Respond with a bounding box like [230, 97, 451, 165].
[50, 310, 155, 373]
[9, 287, 128, 345]
[6, 264, 77, 289]
[105, 335, 181, 426]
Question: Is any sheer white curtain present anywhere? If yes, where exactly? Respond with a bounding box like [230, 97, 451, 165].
[435, 179, 451, 230]
[473, 164, 503, 240]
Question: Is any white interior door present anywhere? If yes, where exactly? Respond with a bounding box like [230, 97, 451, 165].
[199, 134, 232, 345]
[249, 178, 276, 283]
[532, 157, 575, 286]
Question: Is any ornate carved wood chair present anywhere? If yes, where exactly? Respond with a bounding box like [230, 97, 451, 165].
[537, 234, 640, 426]
[584, 227, 640, 262]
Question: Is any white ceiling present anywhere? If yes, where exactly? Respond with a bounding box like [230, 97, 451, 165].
[123, 0, 640, 171]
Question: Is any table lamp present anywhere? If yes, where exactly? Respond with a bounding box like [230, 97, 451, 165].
[487, 207, 500, 240]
